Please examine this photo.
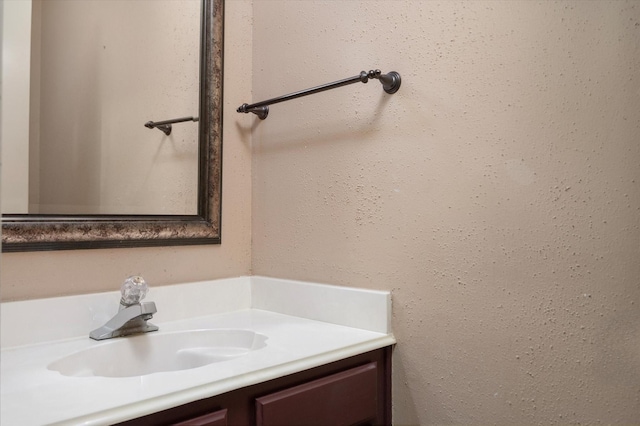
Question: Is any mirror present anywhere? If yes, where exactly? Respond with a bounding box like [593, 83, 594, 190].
[1, 0, 223, 252]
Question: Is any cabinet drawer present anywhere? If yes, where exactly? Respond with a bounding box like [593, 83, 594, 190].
[172, 408, 227, 426]
[255, 362, 378, 426]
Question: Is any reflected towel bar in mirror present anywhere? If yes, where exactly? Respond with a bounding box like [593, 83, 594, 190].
[145, 116, 199, 136]
[237, 69, 401, 120]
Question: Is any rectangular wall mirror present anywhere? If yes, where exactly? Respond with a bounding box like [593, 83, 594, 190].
[1, 0, 223, 252]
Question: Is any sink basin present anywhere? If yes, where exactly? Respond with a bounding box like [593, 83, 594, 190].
[48, 329, 267, 378]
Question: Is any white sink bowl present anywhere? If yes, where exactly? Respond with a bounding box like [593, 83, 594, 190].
[48, 329, 267, 378]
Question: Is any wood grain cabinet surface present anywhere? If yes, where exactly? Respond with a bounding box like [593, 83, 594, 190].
[255, 362, 378, 426]
[117, 347, 392, 426]
[173, 408, 228, 426]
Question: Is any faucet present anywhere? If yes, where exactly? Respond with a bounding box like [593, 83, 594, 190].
[90, 276, 159, 340]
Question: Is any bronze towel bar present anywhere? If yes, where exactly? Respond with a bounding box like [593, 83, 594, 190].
[237, 69, 401, 120]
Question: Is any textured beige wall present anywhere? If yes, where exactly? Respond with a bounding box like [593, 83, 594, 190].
[250, 1, 640, 424]
[0, 0, 254, 300]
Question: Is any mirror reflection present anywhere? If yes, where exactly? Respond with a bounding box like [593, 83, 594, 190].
[1, 0, 223, 252]
[2, 0, 201, 215]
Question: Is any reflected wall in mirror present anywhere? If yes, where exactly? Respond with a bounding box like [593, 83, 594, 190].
[1, 0, 223, 252]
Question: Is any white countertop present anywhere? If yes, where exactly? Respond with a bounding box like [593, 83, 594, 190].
[1, 276, 395, 425]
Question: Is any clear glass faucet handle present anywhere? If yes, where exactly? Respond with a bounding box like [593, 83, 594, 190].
[120, 276, 148, 305]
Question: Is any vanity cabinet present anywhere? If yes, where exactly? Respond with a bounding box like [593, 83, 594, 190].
[116, 347, 392, 426]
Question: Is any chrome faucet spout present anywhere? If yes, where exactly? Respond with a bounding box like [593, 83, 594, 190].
[90, 277, 159, 341]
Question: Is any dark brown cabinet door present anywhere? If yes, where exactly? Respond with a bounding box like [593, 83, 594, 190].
[172, 408, 228, 426]
[255, 362, 378, 426]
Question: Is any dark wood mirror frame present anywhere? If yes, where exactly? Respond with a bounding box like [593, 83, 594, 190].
[2, 0, 223, 252]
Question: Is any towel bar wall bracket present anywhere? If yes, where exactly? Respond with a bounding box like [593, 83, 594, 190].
[237, 69, 401, 120]
[144, 116, 199, 136]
